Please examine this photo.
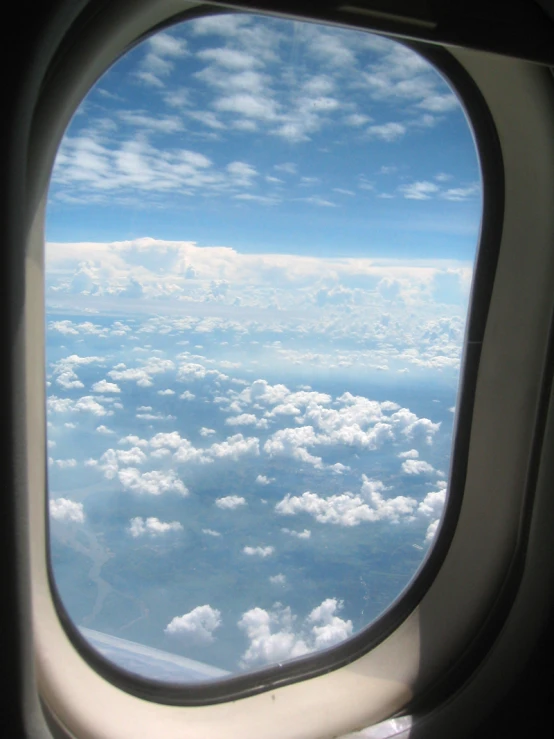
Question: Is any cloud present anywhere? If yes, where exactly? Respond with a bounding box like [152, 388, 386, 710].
[50, 354, 103, 389]
[96, 425, 115, 434]
[128, 516, 183, 537]
[269, 574, 286, 585]
[208, 433, 260, 461]
[417, 483, 447, 518]
[238, 598, 352, 669]
[47, 395, 112, 417]
[118, 468, 189, 496]
[276, 477, 416, 526]
[92, 380, 121, 393]
[399, 180, 440, 200]
[197, 47, 260, 70]
[199, 427, 216, 436]
[256, 475, 274, 485]
[135, 31, 188, 88]
[165, 605, 221, 644]
[225, 413, 268, 429]
[282, 528, 311, 539]
[215, 495, 246, 510]
[425, 519, 440, 542]
[49, 498, 85, 523]
[367, 122, 406, 141]
[118, 435, 148, 448]
[398, 449, 419, 459]
[401, 459, 435, 475]
[440, 183, 481, 202]
[243, 545, 274, 557]
[202, 528, 221, 537]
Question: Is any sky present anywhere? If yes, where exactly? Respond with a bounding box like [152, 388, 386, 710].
[46, 12, 481, 258]
[45, 12, 482, 681]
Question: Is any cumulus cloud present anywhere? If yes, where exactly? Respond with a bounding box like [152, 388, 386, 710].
[49, 498, 85, 523]
[225, 413, 268, 429]
[398, 449, 419, 459]
[118, 468, 189, 496]
[425, 519, 440, 542]
[128, 516, 183, 536]
[238, 598, 352, 668]
[417, 482, 447, 518]
[256, 475, 274, 485]
[92, 380, 120, 393]
[47, 395, 112, 417]
[401, 459, 435, 475]
[276, 477, 416, 526]
[215, 495, 246, 509]
[165, 605, 221, 644]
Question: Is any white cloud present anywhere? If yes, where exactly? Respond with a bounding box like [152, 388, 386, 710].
[128, 516, 183, 537]
[157, 389, 175, 396]
[440, 183, 481, 202]
[225, 413, 268, 429]
[282, 528, 311, 539]
[199, 427, 216, 436]
[202, 528, 221, 537]
[209, 433, 260, 461]
[276, 477, 416, 526]
[243, 545, 274, 557]
[118, 434, 148, 448]
[425, 519, 440, 542]
[367, 122, 406, 141]
[238, 598, 352, 669]
[180, 391, 195, 400]
[256, 475, 274, 485]
[269, 574, 286, 585]
[401, 459, 435, 475]
[47, 395, 112, 417]
[165, 605, 221, 644]
[96, 425, 115, 434]
[417, 483, 447, 518]
[398, 449, 419, 459]
[238, 606, 309, 669]
[215, 495, 246, 510]
[307, 598, 354, 651]
[197, 48, 260, 70]
[118, 468, 189, 496]
[49, 498, 85, 523]
[399, 181, 439, 200]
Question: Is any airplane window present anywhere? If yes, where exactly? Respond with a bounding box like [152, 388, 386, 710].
[45, 12, 482, 687]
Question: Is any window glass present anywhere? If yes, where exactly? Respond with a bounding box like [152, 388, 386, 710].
[46, 13, 482, 683]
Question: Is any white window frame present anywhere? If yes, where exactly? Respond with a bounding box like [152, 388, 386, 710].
[10, 0, 554, 736]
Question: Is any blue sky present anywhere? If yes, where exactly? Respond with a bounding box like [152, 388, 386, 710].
[47, 12, 481, 259]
